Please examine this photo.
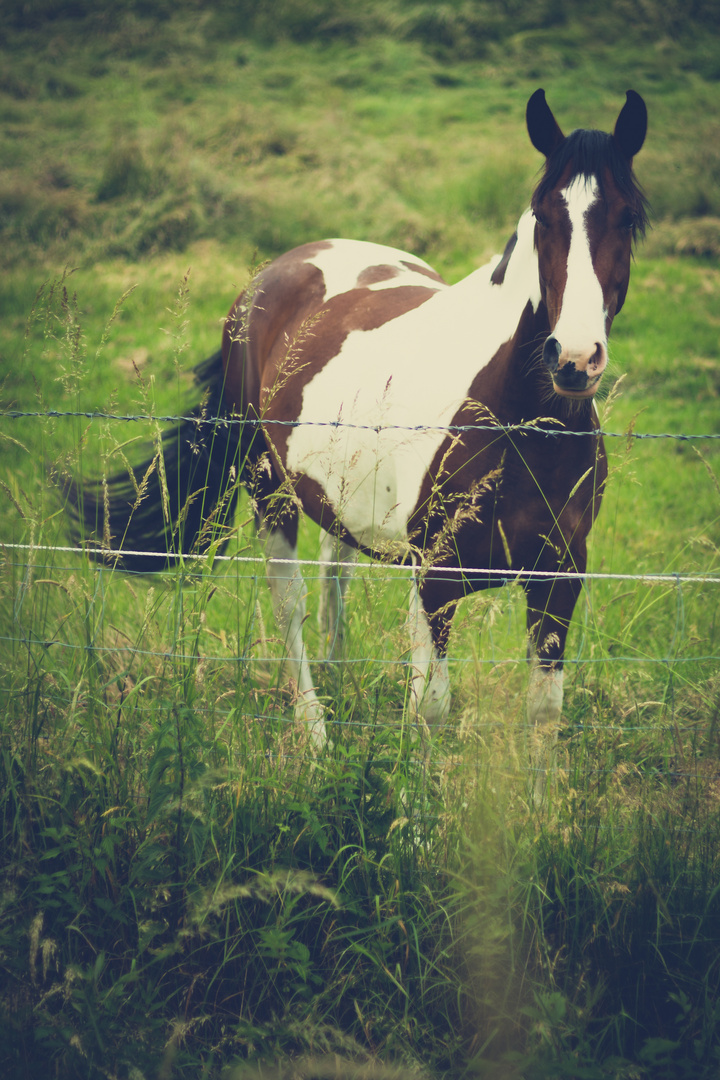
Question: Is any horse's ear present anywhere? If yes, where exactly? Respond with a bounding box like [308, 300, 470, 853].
[526, 88, 565, 158]
[613, 90, 647, 161]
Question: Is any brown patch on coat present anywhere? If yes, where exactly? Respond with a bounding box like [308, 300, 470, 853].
[400, 260, 447, 285]
[490, 231, 518, 285]
[357, 264, 400, 287]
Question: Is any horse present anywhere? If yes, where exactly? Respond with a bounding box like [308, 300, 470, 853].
[67, 89, 648, 749]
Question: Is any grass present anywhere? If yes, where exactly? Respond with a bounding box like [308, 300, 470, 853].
[2, 3, 720, 1078]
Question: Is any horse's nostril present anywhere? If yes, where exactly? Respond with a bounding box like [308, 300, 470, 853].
[543, 336, 562, 372]
[589, 343, 605, 369]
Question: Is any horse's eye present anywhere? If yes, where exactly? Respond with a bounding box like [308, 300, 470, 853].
[533, 210, 549, 229]
[619, 208, 636, 232]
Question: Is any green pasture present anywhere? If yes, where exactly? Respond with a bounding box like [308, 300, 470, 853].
[1, 3, 720, 1078]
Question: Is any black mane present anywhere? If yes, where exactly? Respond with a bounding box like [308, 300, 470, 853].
[532, 128, 650, 241]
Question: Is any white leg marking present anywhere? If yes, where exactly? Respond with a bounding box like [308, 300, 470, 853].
[407, 576, 450, 726]
[527, 658, 564, 728]
[317, 530, 356, 661]
[260, 523, 325, 745]
[526, 656, 564, 801]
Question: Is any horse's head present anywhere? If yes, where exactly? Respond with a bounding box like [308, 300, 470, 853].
[526, 89, 648, 399]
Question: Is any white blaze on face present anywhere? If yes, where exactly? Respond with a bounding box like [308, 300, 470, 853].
[553, 176, 607, 365]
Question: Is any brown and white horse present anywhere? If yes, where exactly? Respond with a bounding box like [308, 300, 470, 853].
[69, 89, 648, 746]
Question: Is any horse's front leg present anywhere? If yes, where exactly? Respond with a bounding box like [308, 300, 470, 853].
[259, 518, 326, 745]
[407, 574, 454, 727]
[524, 575, 583, 793]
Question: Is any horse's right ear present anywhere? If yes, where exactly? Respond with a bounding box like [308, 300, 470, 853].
[526, 88, 565, 158]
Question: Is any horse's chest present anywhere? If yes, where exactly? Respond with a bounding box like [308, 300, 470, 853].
[427, 435, 599, 573]
[494, 449, 599, 568]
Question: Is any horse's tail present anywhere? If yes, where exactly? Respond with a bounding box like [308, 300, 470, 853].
[64, 349, 267, 573]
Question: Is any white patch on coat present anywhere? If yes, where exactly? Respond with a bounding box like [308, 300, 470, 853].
[552, 177, 607, 359]
[286, 210, 541, 548]
[307, 240, 440, 304]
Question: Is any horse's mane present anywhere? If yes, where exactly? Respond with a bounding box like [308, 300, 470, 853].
[532, 128, 650, 241]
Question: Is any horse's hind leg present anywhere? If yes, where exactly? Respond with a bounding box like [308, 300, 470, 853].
[317, 529, 356, 661]
[259, 518, 325, 745]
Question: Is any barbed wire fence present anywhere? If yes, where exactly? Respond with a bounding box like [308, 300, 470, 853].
[6, 407, 720, 440]
[2, 408, 720, 778]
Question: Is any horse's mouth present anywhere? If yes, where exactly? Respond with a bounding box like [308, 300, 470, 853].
[552, 374, 603, 399]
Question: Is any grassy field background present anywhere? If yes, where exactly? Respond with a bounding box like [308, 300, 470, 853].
[1, 2, 720, 1078]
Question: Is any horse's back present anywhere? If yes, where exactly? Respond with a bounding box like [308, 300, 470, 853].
[281, 238, 446, 304]
[221, 238, 447, 416]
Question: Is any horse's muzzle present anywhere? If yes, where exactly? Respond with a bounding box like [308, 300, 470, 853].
[543, 336, 606, 398]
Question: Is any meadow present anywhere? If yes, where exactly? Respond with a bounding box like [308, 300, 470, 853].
[1, 2, 720, 1078]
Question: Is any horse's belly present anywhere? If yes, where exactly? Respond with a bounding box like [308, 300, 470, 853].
[287, 421, 438, 550]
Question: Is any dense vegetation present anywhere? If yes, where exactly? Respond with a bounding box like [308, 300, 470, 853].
[1, 2, 720, 1078]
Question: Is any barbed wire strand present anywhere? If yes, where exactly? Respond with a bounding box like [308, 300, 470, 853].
[3, 407, 720, 440]
[2, 631, 717, 668]
[4, 542, 720, 585]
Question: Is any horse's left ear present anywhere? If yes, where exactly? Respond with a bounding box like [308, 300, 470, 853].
[613, 90, 647, 161]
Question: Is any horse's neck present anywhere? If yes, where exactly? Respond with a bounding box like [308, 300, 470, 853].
[439, 210, 554, 417]
[447, 208, 541, 337]
[488, 208, 541, 309]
